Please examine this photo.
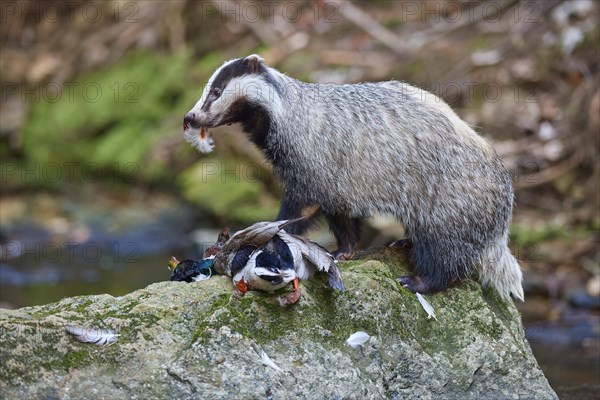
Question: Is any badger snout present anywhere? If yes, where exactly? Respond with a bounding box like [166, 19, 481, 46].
[184, 111, 219, 131]
[184, 112, 202, 130]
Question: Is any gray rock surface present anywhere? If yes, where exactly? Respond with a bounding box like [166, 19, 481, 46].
[0, 249, 557, 399]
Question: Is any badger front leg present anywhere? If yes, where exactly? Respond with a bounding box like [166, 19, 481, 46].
[277, 194, 321, 235]
[324, 213, 361, 261]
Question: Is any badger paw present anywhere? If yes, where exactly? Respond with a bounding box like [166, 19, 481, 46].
[397, 275, 427, 293]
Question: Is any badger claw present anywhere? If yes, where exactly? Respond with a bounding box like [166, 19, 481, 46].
[397, 275, 426, 293]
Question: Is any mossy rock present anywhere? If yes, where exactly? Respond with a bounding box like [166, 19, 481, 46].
[0, 249, 556, 399]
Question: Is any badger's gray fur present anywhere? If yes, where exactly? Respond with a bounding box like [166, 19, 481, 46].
[184, 54, 524, 301]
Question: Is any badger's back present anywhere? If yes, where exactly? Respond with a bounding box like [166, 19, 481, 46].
[272, 79, 512, 234]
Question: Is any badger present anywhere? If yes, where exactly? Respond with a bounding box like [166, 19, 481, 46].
[183, 54, 524, 301]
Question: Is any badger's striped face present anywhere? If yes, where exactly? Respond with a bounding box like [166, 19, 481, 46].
[184, 54, 279, 153]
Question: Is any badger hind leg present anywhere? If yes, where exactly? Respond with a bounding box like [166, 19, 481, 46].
[324, 213, 361, 261]
[397, 236, 469, 294]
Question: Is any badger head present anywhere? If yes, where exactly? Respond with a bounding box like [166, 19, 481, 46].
[184, 54, 281, 153]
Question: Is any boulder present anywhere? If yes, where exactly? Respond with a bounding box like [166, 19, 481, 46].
[0, 249, 557, 399]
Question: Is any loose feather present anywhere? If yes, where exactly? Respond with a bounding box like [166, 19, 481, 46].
[346, 331, 370, 348]
[184, 127, 215, 153]
[416, 292, 437, 320]
[260, 350, 282, 372]
[65, 325, 119, 345]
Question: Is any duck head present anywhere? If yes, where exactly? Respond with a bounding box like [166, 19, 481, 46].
[168, 257, 215, 282]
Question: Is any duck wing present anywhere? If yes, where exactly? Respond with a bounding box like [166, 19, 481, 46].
[230, 245, 257, 275]
[277, 232, 345, 291]
[228, 217, 305, 247]
[276, 233, 308, 279]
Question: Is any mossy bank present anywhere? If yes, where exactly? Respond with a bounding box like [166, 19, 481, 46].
[0, 249, 556, 399]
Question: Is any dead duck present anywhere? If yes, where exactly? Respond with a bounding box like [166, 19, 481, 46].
[215, 218, 345, 304]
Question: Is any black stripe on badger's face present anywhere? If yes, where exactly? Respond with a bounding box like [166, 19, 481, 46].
[200, 58, 266, 112]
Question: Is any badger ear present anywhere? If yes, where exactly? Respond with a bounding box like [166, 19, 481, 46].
[244, 54, 265, 73]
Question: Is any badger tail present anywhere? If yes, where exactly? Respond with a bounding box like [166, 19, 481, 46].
[479, 237, 524, 302]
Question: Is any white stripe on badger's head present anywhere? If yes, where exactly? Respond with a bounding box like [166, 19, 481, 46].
[194, 58, 238, 112]
[186, 54, 282, 129]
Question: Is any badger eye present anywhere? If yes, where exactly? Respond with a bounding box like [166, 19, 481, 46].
[212, 88, 222, 97]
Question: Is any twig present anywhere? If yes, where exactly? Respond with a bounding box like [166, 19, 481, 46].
[211, 0, 309, 64]
[329, 0, 407, 55]
[212, 0, 279, 45]
[516, 152, 584, 189]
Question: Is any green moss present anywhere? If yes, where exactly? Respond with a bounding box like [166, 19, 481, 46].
[71, 299, 94, 313]
[62, 349, 90, 369]
[191, 292, 232, 342]
[473, 318, 503, 340]
[482, 287, 513, 319]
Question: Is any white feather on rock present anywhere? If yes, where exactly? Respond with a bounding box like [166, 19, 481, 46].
[416, 292, 437, 320]
[65, 325, 120, 345]
[260, 350, 282, 372]
[346, 331, 370, 348]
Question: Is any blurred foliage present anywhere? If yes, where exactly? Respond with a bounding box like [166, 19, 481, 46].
[511, 223, 581, 245]
[178, 156, 277, 224]
[21, 51, 190, 181]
